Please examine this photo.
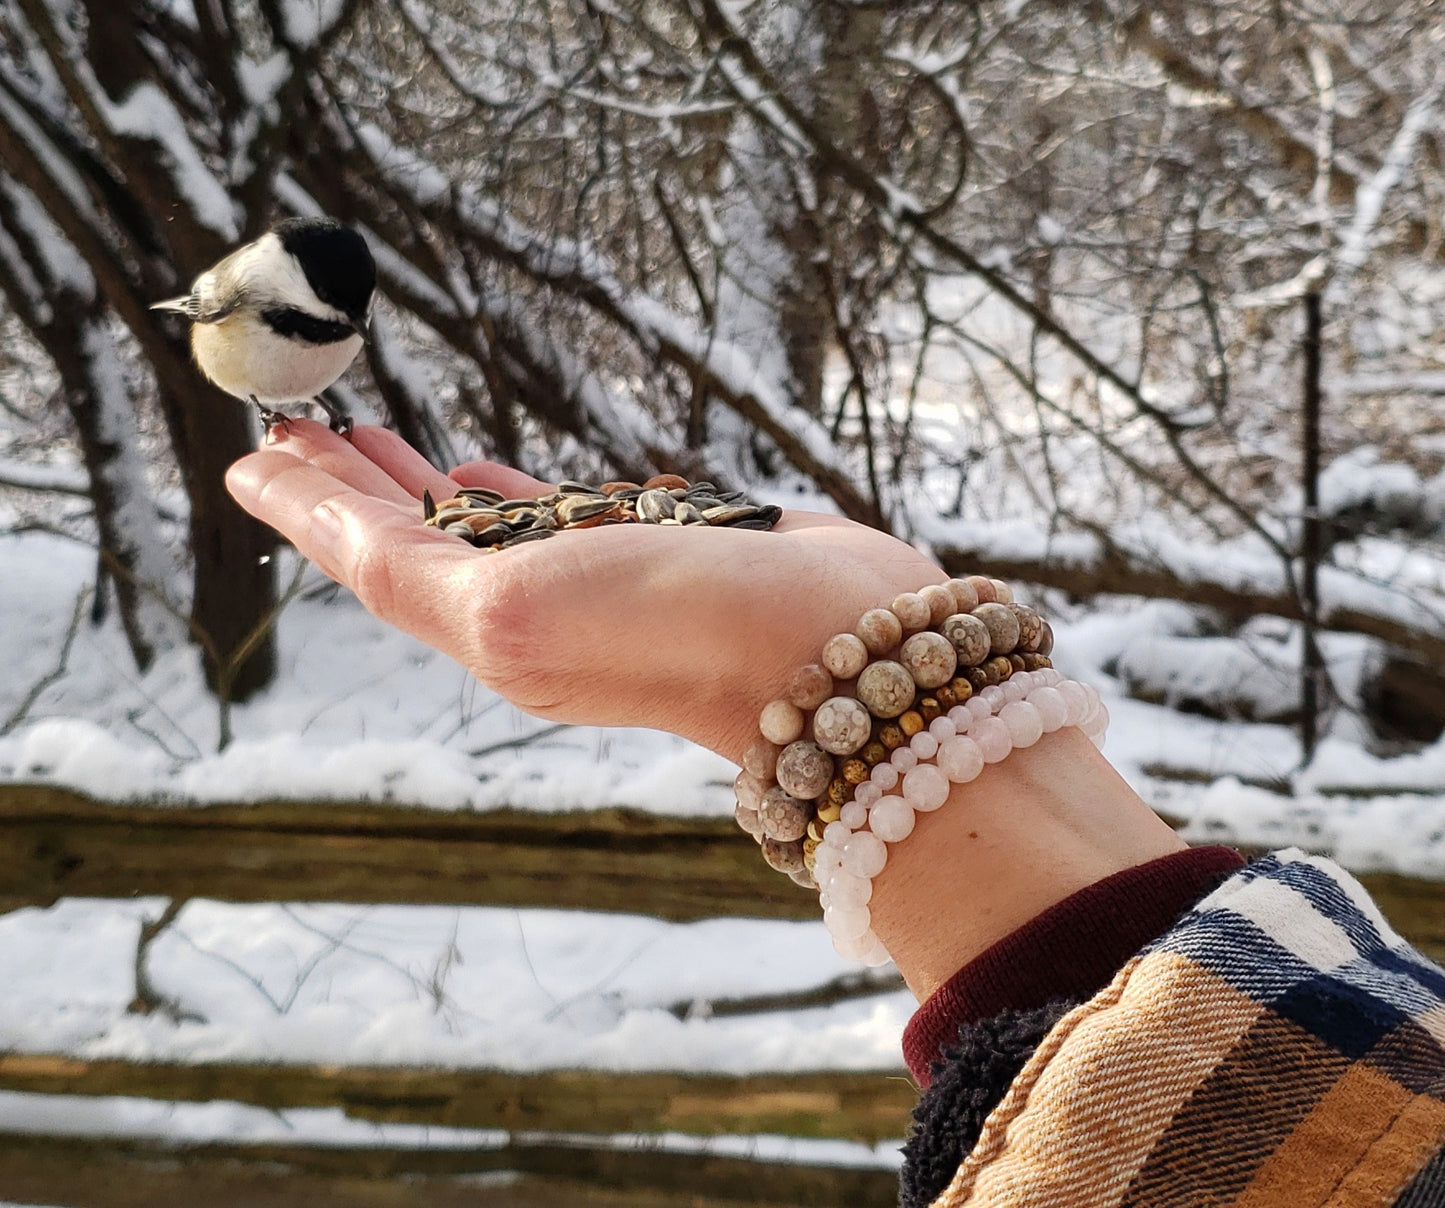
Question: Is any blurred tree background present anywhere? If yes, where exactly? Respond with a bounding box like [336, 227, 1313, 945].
[0, 0, 1442, 737]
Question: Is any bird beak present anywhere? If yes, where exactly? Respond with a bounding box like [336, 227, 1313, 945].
[350, 313, 370, 341]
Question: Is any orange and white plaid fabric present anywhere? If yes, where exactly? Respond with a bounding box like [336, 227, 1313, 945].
[932, 849, 1445, 1206]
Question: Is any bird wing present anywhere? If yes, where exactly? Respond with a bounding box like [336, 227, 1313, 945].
[150, 245, 253, 323]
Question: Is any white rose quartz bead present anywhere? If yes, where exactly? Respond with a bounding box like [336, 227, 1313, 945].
[853, 781, 883, 809]
[890, 746, 918, 773]
[842, 830, 888, 878]
[832, 928, 876, 961]
[827, 870, 872, 905]
[972, 715, 1013, 763]
[824, 819, 853, 847]
[860, 937, 892, 967]
[869, 761, 900, 790]
[813, 696, 872, 755]
[909, 730, 939, 760]
[824, 902, 871, 941]
[868, 794, 915, 842]
[929, 716, 957, 740]
[999, 700, 1044, 748]
[840, 799, 869, 829]
[901, 763, 950, 811]
[937, 734, 984, 783]
[1058, 680, 1091, 726]
[1029, 685, 1069, 732]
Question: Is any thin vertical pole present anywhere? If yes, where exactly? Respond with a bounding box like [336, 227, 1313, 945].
[1301, 291, 1324, 762]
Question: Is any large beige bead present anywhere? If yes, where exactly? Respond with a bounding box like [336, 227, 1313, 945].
[899, 630, 958, 689]
[762, 836, 806, 874]
[972, 602, 1021, 655]
[741, 736, 781, 780]
[734, 801, 765, 838]
[775, 740, 834, 800]
[733, 769, 765, 811]
[759, 786, 810, 843]
[919, 584, 956, 625]
[759, 698, 805, 745]
[788, 663, 834, 710]
[890, 592, 932, 634]
[940, 612, 992, 666]
[965, 575, 996, 604]
[822, 632, 869, 680]
[813, 696, 872, 755]
[856, 608, 903, 656]
[945, 578, 979, 613]
[856, 659, 916, 719]
[1010, 604, 1044, 653]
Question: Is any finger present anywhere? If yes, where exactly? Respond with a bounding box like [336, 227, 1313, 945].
[261, 418, 417, 508]
[226, 451, 483, 658]
[450, 461, 553, 498]
[348, 425, 461, 501]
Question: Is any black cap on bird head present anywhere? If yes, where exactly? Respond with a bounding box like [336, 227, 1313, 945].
[274, 217, 376, 328]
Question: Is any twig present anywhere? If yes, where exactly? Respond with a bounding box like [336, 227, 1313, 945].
[127, 899, 205, 1023]
[469, 722, 573, 759]
[0, 587, 88, 737]
[666, 967, 905, 1020]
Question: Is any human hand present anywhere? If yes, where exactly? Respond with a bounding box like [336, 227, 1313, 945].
[226, 421, 946, 762]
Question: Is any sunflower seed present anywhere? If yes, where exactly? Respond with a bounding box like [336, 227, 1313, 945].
[674, 501, 707, 525]
[460, 487, 506, 505]
[502, 527, 556, 547]
[701, 504, 759, 525]
[636, 489, 676, 522]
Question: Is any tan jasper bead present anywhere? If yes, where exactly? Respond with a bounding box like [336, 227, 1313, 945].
[813, 696, 872, 756]
[919, 584, 956, 625]
[758, 699, 805, 745]
[1011, 604, 1044, 652]
[759, 786, 810, 842]
[946, 578, 980, 613]
[889, 592, 932, 635]
[990, 579, 1014, 604]
[822, 632, 869, 680]
[733, 769, 765, 811]
[741, 736, 781, 780]
[972, 602, 1022, 655]
[899, 630, 958, 689]
[761, 837, 806, 874]
[856, 659, 916, 718]
[965, 575, 996, 604]
[775, 740, 834, 800]
[787, 663, 834, 710]
[941, 612, 992, 666]
[856, 608, 904, 656]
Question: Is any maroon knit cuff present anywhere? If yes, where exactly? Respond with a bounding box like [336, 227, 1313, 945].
[902, 844, 1246, 1086]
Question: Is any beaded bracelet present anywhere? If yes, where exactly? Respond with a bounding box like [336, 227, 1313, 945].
[733, 576, 1054, 887]
[814, 668, 1109, 964]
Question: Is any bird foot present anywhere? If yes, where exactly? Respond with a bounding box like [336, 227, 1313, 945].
[251, 397, 294, 439]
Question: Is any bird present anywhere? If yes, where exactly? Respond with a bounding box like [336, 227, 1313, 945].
[151, 216, 376, 435]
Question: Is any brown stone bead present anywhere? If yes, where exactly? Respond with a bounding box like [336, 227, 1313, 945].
[822, 632, 869, 680]
[990, 579, 1015, 604]
[1011, 604, 1045, 653]
[642, 473, 690, 491]
[949, 676, 975, 704]
[966, 575, 997, 604]
[890, 591, 932, 634]
[935, 682, 957, 707]
[919, 696, 942, 723]
[827, 778, 851, 807]
[877, 722, 907, 750]
[734, 769, 766, 811]
[964, 667, 989, 692]
[984, 656, 1014, 684]
[972, 602, 1022, 655]
[817, 800, 843, 823]
[806, 818, 827, 844]
[946, 578, 980, 613]
[861, 740, 888, 766]
[919, 583, 956, 625]
[1022, 653, 1054, 671]
[941, 612, 992, 667]
[759, 786, 810, 842]
[761, 836, 806, 874]
[802, 836, 821, 868]
[841, 758, 869, 785]
[1009, 654, 1027, 673]
[1038, 621, 1055, 656]
[857, 659, 916, 718]
[759, 698, 805, 745]
[856, 608, 904, 656]
[787, 663, 835, 710]
[898, 710, 925, 737]
[776, 740, 834, 800]
[741, 736, 781, 781]
[734, 801, 764, 838]
[899, 630, 958, 689]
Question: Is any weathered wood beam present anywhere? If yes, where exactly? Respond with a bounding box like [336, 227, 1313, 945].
[0, 1054, 914, 1145]
[0, 1131, 900, 1208]
[0, 784, 812, 921]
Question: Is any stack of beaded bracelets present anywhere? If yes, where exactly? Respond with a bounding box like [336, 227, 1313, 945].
[731, 575, 1109, 965]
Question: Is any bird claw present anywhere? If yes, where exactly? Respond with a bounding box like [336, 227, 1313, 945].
[251, 397, 294, 440]
[328, 412, 354, 439]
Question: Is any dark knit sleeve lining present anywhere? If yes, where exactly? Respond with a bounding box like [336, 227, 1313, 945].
[903, 845, 1245, 1085]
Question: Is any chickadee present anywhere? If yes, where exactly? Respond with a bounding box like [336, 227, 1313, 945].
[152, 216, 376, 435]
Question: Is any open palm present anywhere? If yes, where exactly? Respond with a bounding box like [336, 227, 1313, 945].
[227, 421, 945, 762]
